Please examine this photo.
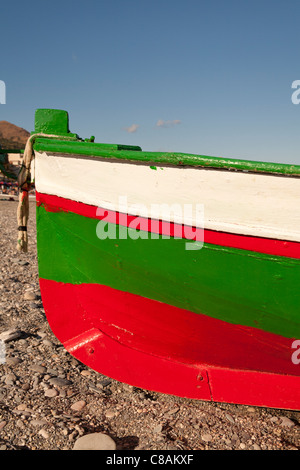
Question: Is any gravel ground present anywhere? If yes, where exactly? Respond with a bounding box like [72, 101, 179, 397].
[0, 199, 299, 451]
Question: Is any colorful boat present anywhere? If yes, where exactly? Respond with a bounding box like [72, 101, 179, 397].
[17, 109, 300, 409]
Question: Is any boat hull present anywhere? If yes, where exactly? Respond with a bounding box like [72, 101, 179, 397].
[35, 182, 300, 409]
[38, 276, 300, 409]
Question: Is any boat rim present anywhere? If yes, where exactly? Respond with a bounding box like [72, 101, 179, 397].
[32, 136, 300, 177]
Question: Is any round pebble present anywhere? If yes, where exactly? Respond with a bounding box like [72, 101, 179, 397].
[38, 429, 49, 439]
[80, 370, 91, 377]
[23, 291, 38, 301]
[71, 400, 86, 411]
[44, 388, 58, 398]
[17, 404, 26, 411]
[73, 433, 116, 450]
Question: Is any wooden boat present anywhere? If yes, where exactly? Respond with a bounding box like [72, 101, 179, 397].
[15, 109, 300, 409]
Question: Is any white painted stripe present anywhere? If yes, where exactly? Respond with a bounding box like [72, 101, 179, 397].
[34, 152, 300, 242]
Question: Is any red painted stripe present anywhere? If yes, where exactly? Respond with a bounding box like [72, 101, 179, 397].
[36, 191, 300, 259]
[39, 278, 300, 409]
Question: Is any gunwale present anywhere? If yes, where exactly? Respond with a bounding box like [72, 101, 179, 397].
[33, 137, 300, 177]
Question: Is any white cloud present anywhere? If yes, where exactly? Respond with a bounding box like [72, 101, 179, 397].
[156, 119, 181, 128]
[124, 124, 140, 133]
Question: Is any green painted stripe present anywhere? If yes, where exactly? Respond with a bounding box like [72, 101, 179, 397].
[33, 138, 300, 176]
[37, 204, 300, 339]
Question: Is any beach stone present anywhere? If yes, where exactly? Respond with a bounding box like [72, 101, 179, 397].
[279, 416, 295, 428]
[45, 388, 58, 398]
[18, 260, 29, 266]
[247, 407, 256, 413]
[17, 404, 27, 411]
[71, 401, 86, 411]
[32, 376, 40, 388]
[153, 424, 163, 434]
[73, 433, 116, 450]
[6, 356, 22, 366]
[225, 413, 235, 424]
[16, 419, 25, 429]
[31, 419, 48, 427]
[80, 370, 91, 377]
[0, 421, 7, 431]
[5, 373, 16, 385]
[0, 329, 22, 343]
[28, 302, 39, 309]
[100, 378, 112, 388]
[30, 364, 46, 374]
[201, 433, 212, 442]
[122, 383, 133, 392]
[47, 368, 58, 376]
[36, 330, 47, 338]
[49, 377, 72, 387]
[38, 429, 49, 439]
[23, 291, 37, 301]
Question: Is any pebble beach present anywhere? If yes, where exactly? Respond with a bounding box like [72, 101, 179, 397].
[0, 199, 299, 451]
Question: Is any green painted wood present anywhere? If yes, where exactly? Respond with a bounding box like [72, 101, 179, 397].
[36, 204, 300, 339]
[34, 109, 77, 137]
[31, 108, 300, 175]
[33, 138, 300, 176]
[33, 110, 141, 151]
[34, 138, 142, 153]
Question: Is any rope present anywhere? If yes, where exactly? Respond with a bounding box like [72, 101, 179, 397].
[16, 133, 62, 252]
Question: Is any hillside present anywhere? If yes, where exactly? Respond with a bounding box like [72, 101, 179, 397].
[0, 121, 30, 149]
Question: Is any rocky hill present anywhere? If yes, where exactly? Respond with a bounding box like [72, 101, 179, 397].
[0, 121, 30, 149]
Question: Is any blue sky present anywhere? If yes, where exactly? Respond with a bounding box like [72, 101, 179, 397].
[1, 0, 300, 164]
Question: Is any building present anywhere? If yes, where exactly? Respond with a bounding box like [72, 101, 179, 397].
[7, 152, 23, 167]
